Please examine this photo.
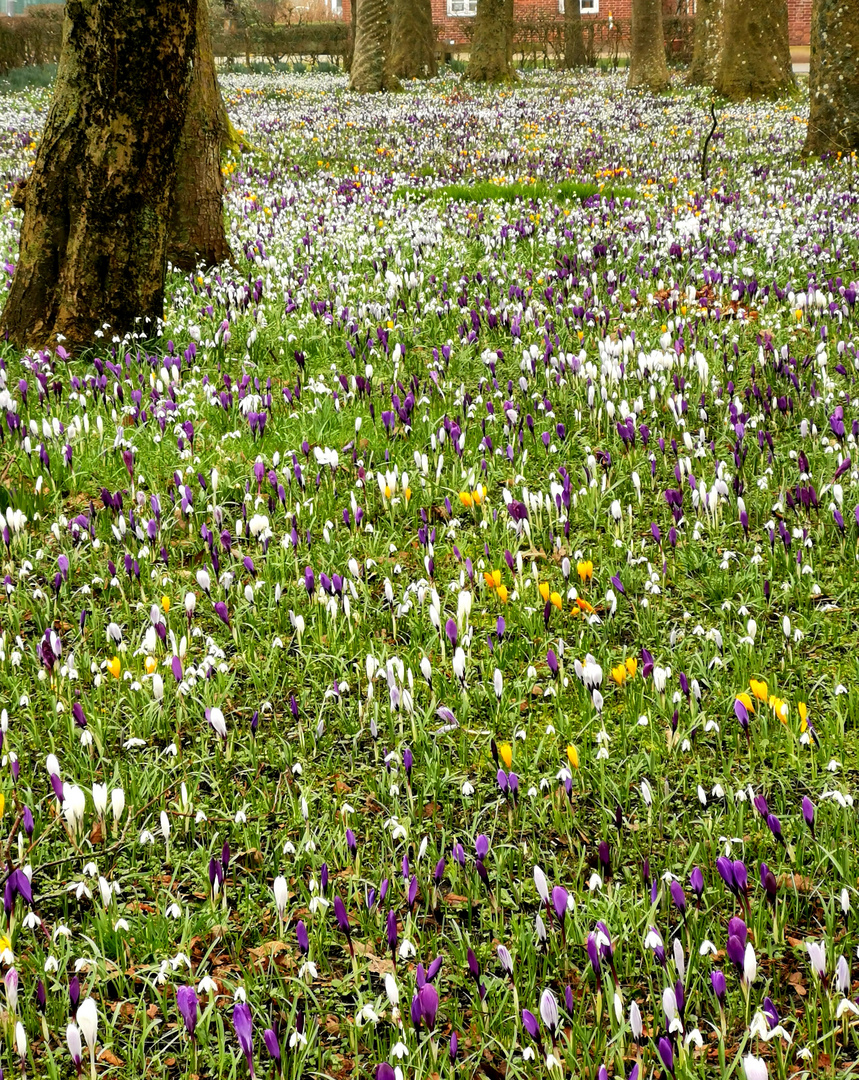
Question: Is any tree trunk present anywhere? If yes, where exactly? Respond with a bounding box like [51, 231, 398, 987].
[627, 0, 670, 91]
[350, 0, 398, 91]
[687, 0, 723, 85]
[168, 0, 233, 271]
[715, 0, 794, 99]
[467, 0, 515, 83]
[0, 0, 197, 352]
[389, 0, 436, 78]
[563, 0, 585, 68]
[803, 0, 859, 155]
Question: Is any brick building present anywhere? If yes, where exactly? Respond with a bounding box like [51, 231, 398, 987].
[339, 0, 812, 51]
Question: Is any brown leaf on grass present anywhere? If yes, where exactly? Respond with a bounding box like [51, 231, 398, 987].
[89, 819, 104, 844]
[788, 971, 807, 997]
[98, 1049, 124, 1067]
[146, 1003, 159, 1020]
[779, 873, 814, 894]
[325, 1015, 341, 1034]
[248, 940, 290, 962]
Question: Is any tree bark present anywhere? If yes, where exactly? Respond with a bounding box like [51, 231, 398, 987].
[389, 0, 436, 78]
[715, 0, 795, 100]
[0, 0, 197, 351]
[350, 0, 399, 91]
[803, 0, 859, 155]
[627, 0, 670, 91]
[563, 0, 586, 68]
[687, 0, 723, 85]
[168, 0, 233, 271]
[467, 0, 516, 83]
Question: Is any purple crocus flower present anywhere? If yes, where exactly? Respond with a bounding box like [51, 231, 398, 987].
[690, 866, 704, 902]
[669, 879, 686, 915]
[802, 795, 815, 837]
[418, 983, 439, 1028]
[657, 1036, 674, 1075]
[552, 886, 568, 920]
[334, 895, 352, 952]
[296, 920, 309, 955]
[547, 649, 559, 677]
[177, 985, 198, 1036]
[232, 1002, 254, 1076]
[375, 1065, 396, 1080]
[711, 969, 726, 1004]
[521, 1009, 540, 1040]
[445, 618, 457, 647]
[263, 1028, 281, 1067]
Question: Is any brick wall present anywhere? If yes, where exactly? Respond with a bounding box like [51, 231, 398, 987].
[787, 0, 812, 45]
[339, 0, 810, 52]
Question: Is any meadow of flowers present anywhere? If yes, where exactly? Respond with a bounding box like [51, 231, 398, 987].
[0, 66, 856, 1079]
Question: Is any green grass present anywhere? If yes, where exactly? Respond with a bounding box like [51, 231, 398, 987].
[394, 178, 637, 203]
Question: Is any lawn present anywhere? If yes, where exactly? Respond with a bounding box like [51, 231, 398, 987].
[0, 67, 855, 1080]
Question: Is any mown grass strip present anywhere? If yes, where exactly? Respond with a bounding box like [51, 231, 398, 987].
[393, 178, 636, 203]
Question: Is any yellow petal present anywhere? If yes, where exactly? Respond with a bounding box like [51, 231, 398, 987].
[566, 745, 579, 769]
[736, 692, 754, 714]
[498, 742, 513, 769]
[625, 657, 638, 678]
[611, 664, 627, 686]
[550, 591, 563, 610]
[539, 582, 550, 603]
[491, 569, 501, 588]
[161, 595, 171, 613]
[749, 678, 768, 702]
[459, 491, 472, 508]
[496, 585, 508, 603]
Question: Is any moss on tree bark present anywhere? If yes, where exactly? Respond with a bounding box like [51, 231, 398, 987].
[350, 0, 399, 91]
[687, 0, 724, 86]
[627, 0, 670, 92]
[467, 0, 516, 83]
[168, 0, 233, 271]
[389, 0, 436, 79]
[715, 0, 795, 100]
[0, 0, 197, 350]
[563, 0, 586, 69]
[803, 0, 859, 155]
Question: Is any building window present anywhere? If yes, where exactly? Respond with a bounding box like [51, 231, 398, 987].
[558, 0, 599, 11]
[447, 0, 478, 14]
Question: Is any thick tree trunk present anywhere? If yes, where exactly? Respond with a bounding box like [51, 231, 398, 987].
[627, 0, 670, 91]
[389, 0, 436, 78]
[715, 0, 794, 100]
[0, 0, 197, 351]
[687, 0, 723, 85]
[350, 0, 398, 91]
[168, 0, 233, 271]
[803, 0, 859, 155]
[563, 0, 585, 68]
[467, 0, 515, 83]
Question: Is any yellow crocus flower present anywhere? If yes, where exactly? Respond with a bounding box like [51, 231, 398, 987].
[145, 656, 158, 675]
[625, 657, 638, 679]
[736, 691, 754, 714]
[610, 664, 627, 686]
[749, 678, 768, 703]
[496, 585, 509, 603]
[161, 596, 171, 613]
[539, 582, 550, 603]
[459, 491, 473, 508]
[498, 742, 513, 769]
[576, 560, 593, 582]
[107, 656, 121, 679]
[550, 592, 563, 611]
[566, 745, 579, 769]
